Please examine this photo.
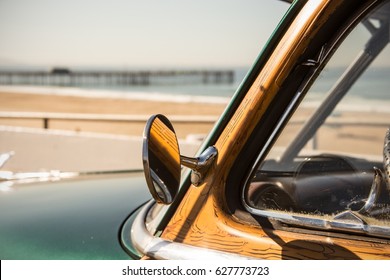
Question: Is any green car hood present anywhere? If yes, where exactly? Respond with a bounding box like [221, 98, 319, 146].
[0, 172, 151, 259]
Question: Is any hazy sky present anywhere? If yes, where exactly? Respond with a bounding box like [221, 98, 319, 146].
[0, 0, 288, 69]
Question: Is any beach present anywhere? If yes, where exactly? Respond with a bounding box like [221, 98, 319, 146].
[0, 87, 228, 138]
[0, 86, 229, 171]
[1, 85, 390, 173]
[1, 86, 390, 154]
[1, 86, 390, 148]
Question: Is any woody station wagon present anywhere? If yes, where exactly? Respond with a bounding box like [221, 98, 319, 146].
[2, 0, 390, 259]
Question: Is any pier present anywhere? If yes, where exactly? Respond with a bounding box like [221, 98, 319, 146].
[0, 69, 234, 86]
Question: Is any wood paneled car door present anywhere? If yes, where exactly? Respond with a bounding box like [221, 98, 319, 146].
[161, 0, 390, 259]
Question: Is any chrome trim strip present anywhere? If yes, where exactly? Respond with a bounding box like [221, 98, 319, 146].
[129, 201, 256, 260]
[242, 204, 390, 239]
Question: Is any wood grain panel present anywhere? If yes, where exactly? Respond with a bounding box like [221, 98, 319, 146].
[161, 0, 390, 259]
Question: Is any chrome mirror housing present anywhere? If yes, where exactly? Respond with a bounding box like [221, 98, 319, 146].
[143, 114, 181, 204]
[143, 114, 217, 204]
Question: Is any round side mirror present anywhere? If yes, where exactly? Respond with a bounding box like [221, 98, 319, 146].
[143, 114, 181, 204]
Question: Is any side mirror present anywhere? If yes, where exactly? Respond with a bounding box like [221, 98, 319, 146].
[143, 114, 217, 204]
[143, 114, 181, 204]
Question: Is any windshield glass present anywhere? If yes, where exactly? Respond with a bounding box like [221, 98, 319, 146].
[0, 0, 289, 175]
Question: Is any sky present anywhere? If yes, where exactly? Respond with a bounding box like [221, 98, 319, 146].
[0, 0, 288, 69]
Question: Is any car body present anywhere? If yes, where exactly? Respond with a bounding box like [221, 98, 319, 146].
[0, 172, 151, 259]
[2, 0, 390, 260]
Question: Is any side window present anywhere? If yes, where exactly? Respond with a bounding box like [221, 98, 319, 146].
[244, 2, 390, 237]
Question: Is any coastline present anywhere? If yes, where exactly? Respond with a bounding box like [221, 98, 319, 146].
[1, 85, 389, 146]
[0, 85, 232, 104]
[0, 86, 228, 138]
[1, 85, 389, 172]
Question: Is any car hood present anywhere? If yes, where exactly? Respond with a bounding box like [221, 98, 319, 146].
[0, 171, 151, 259]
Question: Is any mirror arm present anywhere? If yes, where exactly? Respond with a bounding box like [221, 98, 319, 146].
[180, 155, 200, 171]
[180, 146, 218, 187]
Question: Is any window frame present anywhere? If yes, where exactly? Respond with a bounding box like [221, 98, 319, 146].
[237, 1, 390, 239]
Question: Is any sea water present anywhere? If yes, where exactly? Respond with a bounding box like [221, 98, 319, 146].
[1, 67, 389, 110]
[0, 68, 249, 105]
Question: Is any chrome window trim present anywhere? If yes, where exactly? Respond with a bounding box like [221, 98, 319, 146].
[242, 204, 390, 239]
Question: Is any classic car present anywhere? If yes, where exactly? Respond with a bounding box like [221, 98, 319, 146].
[2, 0, 390, 260]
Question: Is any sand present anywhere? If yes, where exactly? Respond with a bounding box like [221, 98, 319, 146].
[1, 86, 389, 156]
[0, 89, 227, 138]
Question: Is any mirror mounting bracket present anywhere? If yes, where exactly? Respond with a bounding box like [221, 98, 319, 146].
[180, 146, 218, 187]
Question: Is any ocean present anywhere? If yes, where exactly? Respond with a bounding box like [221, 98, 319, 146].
[0, 68, 250, 105]
[0, 66, 389, 110]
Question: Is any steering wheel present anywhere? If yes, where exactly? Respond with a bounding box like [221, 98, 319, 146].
[359, 129, 390, 215]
